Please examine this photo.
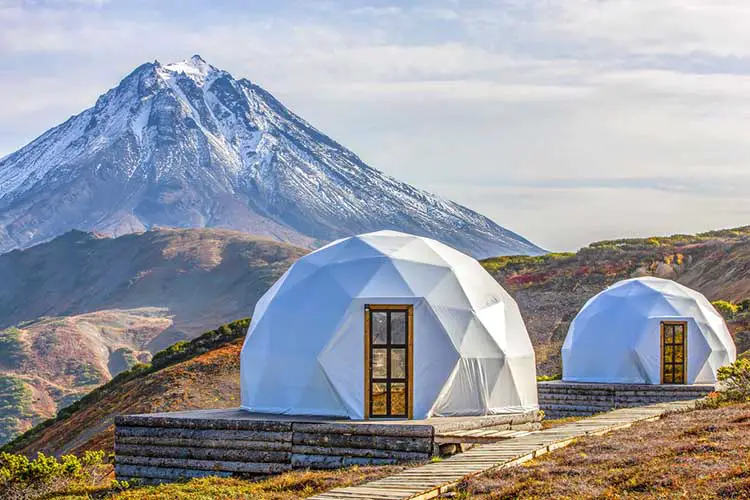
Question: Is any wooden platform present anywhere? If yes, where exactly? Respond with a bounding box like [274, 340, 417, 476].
[538, 381, 714, 418]
[114, 408, 541, 482]
[309, 399, 700, 500]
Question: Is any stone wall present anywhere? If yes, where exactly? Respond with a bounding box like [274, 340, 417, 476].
[538, 381, 714, 419]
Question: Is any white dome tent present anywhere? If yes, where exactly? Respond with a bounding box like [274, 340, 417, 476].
[240, 230, 538, 420]
[562, 277, 736, 385]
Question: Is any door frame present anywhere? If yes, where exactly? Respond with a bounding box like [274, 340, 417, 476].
[364, 304, 414, 419]
[660, 320, 688, 384]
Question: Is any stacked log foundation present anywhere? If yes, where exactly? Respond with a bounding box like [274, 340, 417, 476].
[114, 415, 434, 483]
[538, 381, 714, 419]
[114, 410, 542, 483]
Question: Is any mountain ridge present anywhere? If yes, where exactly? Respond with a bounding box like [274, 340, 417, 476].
[0, 55, 543, 258]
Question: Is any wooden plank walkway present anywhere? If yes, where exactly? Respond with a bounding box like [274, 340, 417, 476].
[309, 399, 699, 500]
[434, 428, 531, 444]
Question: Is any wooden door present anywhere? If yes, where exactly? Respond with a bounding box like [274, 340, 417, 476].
[364, 305, 413, 419]
[661, 321, 687, 384]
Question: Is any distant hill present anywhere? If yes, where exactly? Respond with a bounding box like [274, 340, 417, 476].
[483, 226, 750, 374]
[0, 228, 305, 443]
[5, 226, 749, 457]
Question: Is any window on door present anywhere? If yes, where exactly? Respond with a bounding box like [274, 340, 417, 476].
[661, 321, 687, 384]
[365, 305, 413, 419]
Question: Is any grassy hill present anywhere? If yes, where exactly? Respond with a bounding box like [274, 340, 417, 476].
[483, 226, 750, 373]
[0, 228, 306, 444]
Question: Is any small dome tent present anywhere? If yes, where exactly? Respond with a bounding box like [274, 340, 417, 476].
[562, 277, 736, 385]
[240, 230, 538, 419]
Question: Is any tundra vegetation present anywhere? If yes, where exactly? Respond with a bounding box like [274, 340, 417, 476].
[0, 358, 747, 499]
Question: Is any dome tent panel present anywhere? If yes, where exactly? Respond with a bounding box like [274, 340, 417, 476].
[562, 277, 736, 385]
[355, 259, 417, 298]
[411, 302, 463, 419]
[450, 259, 511, 311]
[240, 263, 354, 416]
[241, 230, 538, 419]
[458, 316, 506, 359]
[421, 268, 474, 311]
[322, 257, 391, 297]
[358, 231, 420, 257]
[390, 258, 455, 298]
[424, 305, 475, 351]
[390, 237, 453, 268]
[430, 358, 494, 417]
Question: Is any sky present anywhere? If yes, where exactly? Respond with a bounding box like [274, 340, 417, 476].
[1, 0, 749, 251]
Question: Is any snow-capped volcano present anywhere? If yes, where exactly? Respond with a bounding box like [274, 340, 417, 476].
[0, 55, 544, 257]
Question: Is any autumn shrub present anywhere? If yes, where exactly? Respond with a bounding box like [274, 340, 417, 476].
[717, 358, 750, 402]
[712, 300, 740, 318]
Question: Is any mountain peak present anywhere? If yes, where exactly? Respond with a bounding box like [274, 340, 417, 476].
[0, 58, 545, 258]
[157, 54, 218, 85]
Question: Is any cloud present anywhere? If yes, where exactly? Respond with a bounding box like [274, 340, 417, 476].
[0, 0, 748, 250]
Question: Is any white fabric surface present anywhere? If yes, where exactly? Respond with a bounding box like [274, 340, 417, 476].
[562, 277, 736, 384]
[240, 230, 538, 419]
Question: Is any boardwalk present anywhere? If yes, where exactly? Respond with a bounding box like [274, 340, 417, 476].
[309, 399, 699, 500]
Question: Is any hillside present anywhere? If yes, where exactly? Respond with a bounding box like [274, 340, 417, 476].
[5, 319, 250, 457]
[0, 55, 542, 259]
[6, 226, 749, 458]
[0, 228, 305, 444]
[483, 226, 750, 374]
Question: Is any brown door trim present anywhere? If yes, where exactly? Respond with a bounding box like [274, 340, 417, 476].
[364, 304, 414, 419]
[660, 320, 688, 384]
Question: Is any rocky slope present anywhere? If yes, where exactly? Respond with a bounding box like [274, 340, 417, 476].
[6, 226, 748, 457]
[0, 228, 305, 443]
[0, 55, 542, 259]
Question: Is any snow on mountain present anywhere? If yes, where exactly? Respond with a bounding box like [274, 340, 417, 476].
[0, 55, 544, 258]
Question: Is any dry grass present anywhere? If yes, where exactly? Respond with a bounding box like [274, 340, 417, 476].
[48, 464, 404, 500]
[454, 403, 750, 499]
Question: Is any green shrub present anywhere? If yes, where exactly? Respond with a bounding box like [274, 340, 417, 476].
[151, 341, 190, 368]
[537, 374, 562, 382]
[712, 300, 740, 318]
[0, 450, 109, 498]
[717, 358, 750, 402]
[0, 376, 33, 443]
[0, 328, 27, 368]
[481, 253, 575, 272]
[65, 362, 103, 386]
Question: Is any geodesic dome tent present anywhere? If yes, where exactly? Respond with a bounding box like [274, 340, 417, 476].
[562, 277, 736, 385]
[240, 230, 538, 419]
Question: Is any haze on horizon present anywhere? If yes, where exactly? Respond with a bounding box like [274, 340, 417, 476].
[1, 0, 748, 252]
